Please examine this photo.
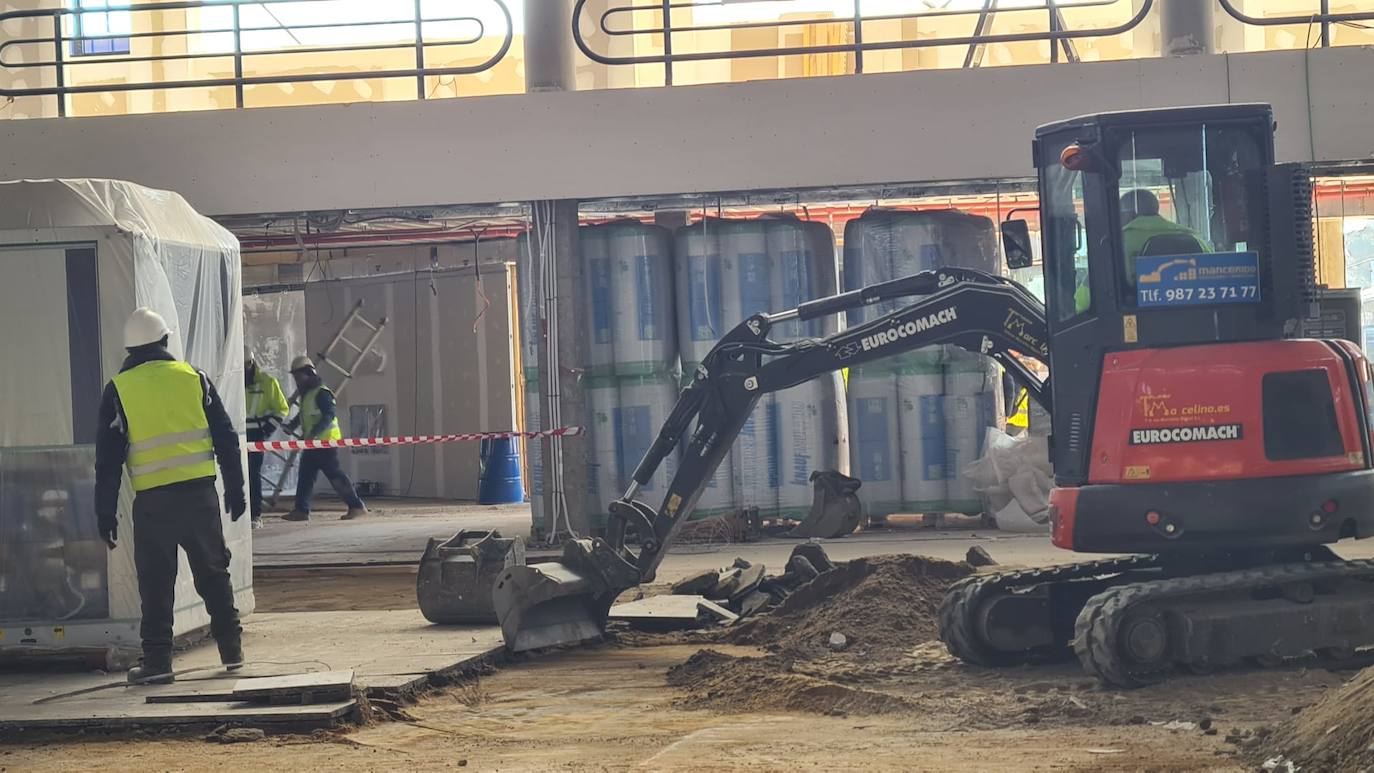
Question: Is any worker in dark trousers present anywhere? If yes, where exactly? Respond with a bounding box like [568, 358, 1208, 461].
[244, 353, 288, 529]
[282, 355, 368, 522]
[95, 308, 247, 685]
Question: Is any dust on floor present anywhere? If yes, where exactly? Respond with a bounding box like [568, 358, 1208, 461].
[2, 645, 1248, 772]
[6, 552, 1357, 771]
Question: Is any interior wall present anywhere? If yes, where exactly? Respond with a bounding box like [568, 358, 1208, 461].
[301, 253, 515, 501]
[2, 47, 1372, 216]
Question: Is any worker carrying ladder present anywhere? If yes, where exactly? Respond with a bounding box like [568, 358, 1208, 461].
[263, 300, 387, 505]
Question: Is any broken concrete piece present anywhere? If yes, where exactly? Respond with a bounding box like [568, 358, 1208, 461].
[708, 567, 744, 599]
[790, 542, 836, 573]
[232, 670, 355, 706]
[737, 590, 772, 618]
[828, 632, 849, 652]
[696, 598, 739, 624]
[732, 557, 752, 570]
[610, 595, 734, 631]
[728, 563, 766, 603]
[789, 555, 820, 582]
[966, 546, 998, 567]
[211, 727, 267, 744]
[672, 569, 720, 595]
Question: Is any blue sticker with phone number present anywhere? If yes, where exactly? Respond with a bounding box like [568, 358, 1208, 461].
[1136, 251, 1261, 307]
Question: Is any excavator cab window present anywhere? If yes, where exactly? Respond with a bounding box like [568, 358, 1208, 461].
[1041, 137, 1093, 322]
[1110, 123, 1266, 308]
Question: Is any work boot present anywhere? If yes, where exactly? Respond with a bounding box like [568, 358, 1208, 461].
[283, 509, 310, 522]
[341, 505, 368, 521]
[251, 517, 264, 530]
[127, 656, 175, 686]
[218, 637, 245, 671]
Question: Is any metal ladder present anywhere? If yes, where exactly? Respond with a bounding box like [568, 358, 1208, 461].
[264, 299, 389, 505]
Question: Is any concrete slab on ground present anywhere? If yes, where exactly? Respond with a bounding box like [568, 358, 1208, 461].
[253, 500, 530, 566]
[0, 609, 502, 734]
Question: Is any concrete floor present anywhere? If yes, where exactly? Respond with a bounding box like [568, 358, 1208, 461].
[0, 610, 503, 734]
[253, 499, 530, 566]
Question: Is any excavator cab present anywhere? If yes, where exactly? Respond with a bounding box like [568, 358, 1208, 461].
[1013, 105, 1374, 557]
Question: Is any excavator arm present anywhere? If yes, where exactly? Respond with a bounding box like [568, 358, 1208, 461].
[493, 267, 1051, 651]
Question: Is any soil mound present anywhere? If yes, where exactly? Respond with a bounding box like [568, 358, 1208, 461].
[666, 649, 919, 715]
[726, 554, 972, 659]
[1263, 665, 1374, 770]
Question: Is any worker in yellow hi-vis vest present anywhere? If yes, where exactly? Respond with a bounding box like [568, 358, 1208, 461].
[244, 353, 288, 530]
[281, 355, 368, 523]
[94, 308, 246, 685]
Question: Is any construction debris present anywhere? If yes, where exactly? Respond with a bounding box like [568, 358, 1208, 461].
[670, 569, 720, 595]
[828, 632, 849, 652]
[965, 546, 998, 567]
[608, 595, 735, 632]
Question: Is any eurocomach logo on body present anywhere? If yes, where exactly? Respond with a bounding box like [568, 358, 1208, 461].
[860, 308, 958, 352]
[1129, 424, 1243, 445]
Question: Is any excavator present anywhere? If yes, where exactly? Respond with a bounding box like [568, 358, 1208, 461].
[493, 103, 1374, 687]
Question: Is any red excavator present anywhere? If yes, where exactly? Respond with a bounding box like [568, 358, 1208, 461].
[494, 103, 1374, 687]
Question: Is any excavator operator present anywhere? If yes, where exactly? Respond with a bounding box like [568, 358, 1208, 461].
[1074, 189, 1211, 313]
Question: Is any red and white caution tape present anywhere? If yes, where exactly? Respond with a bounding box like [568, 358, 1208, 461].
[248, 426, 583, 453]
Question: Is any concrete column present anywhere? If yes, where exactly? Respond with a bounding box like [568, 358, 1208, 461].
[1160, 0, 1215, 57]
[523, 1, 588, 539]
[524, 0, 577, 93]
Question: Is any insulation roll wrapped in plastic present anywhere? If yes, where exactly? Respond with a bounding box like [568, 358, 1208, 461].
[580, 227, 616, 376]
[607, 221, 675, 376]
[733, 394, 779, 516]
[897, 367, 947, 511]
[586, 376, 621, 531]
[673, 223, 726, 371]
[679, 372, 736, 520]
[847, 365, 902, 517]
[721, 220, 771, 333]
[764, 216, 817, 342]
[617, 373, 680, 498]
[943, 348, 1002, 396]
[775, 380, 829, 520]
[945, 392, 1005, 514]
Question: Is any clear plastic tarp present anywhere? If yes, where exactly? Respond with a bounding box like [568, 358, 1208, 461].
[0, 179, 251, 660]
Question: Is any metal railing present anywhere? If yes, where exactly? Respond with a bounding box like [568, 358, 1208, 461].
[572, 0, 1156, 85]
[0, 0, 513, 116]
[1217, 0, 1374, 48]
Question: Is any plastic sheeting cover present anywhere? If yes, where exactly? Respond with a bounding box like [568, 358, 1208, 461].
[0, 179, 250, 646]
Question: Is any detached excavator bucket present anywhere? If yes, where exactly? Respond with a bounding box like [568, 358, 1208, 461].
[416, 530, 524, 625]
[491, 538, 640, 652]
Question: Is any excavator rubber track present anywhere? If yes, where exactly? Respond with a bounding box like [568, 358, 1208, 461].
[1074, 559, 1374, 688]
[939, 555, 1162, 666]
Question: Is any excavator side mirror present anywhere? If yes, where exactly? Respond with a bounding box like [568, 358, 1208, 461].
[1002, 219, 1034, 270]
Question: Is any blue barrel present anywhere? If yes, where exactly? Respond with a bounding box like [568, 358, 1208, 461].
[478, 437, 525, 504]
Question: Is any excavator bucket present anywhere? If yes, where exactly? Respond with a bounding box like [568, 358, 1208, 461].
[791, 470, 863, 539]
[491, 538, 641, 652]
[416, 530, 524, 625]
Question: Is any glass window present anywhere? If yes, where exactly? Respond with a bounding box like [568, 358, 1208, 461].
[1041, 141, 1091, 321]
[71, 0, 132, 58]
[1114, 123, 1265, 303]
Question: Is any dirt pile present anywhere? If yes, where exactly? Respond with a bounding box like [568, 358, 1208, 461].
[726, 554, 972, 660]
[666, 649, 920, 715]
[1261, 665, 1374, 770]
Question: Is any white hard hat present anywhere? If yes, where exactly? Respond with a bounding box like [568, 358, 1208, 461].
[123, 307, 171, 349]
[289, 355, 316, 373]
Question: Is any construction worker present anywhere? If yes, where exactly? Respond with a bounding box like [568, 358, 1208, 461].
[245, 353, 289, 529]
[1074, 190, 1212, 314]
[282, 355, 368, 522]
[1119, 188, 1211, 279]
[95, 308, 245, 685]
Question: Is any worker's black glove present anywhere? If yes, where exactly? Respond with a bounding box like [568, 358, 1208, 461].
[98, 512, 118, 550]
[225, 491, 247, 522]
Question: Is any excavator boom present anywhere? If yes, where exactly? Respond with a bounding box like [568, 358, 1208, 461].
[493, 267, 1052, 651]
